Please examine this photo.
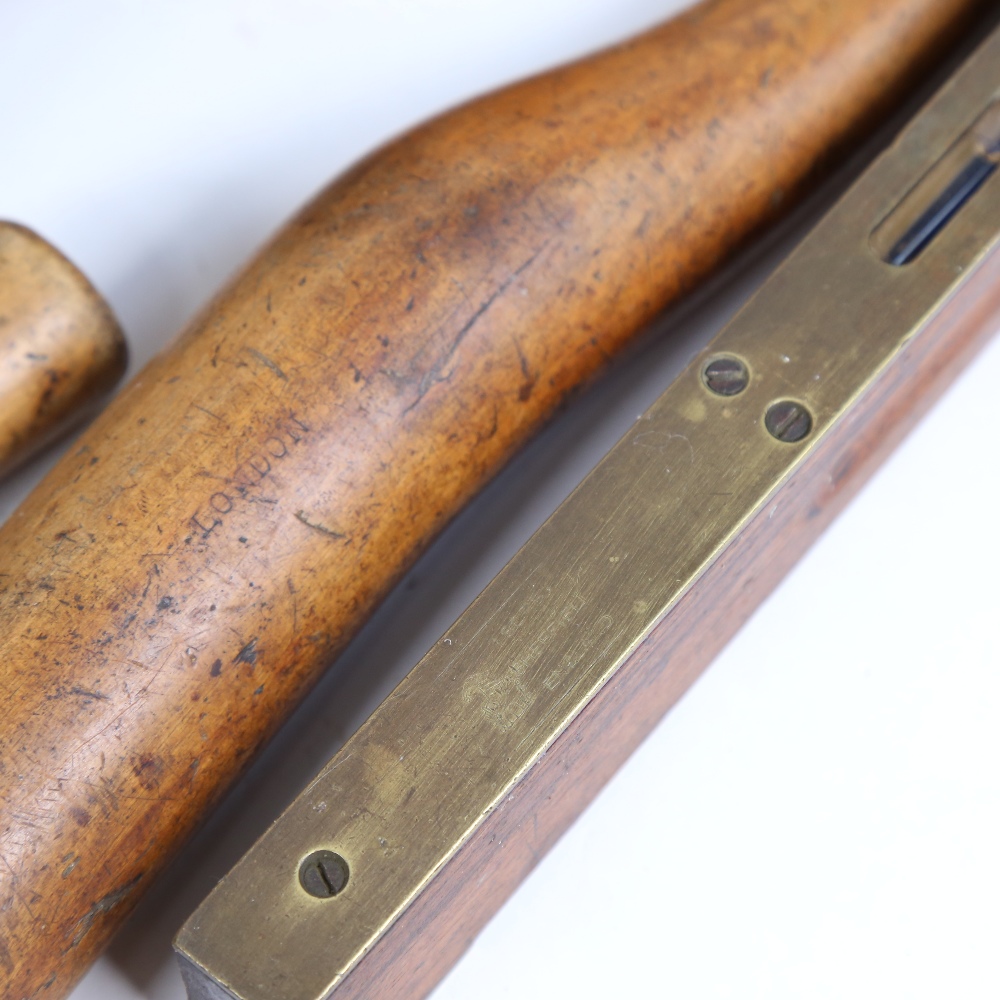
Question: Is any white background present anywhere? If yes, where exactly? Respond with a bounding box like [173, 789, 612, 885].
[1, 2, 999, 998]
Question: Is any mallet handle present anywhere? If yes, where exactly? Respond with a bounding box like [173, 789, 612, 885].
[0, 222, 125, 479]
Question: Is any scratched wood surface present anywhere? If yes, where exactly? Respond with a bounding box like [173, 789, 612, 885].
[0, 223, 125, 481]
[0, 1, 987, 997]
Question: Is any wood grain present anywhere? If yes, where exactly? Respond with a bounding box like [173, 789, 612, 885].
[0, 223, 125, 480]
[0, 1, 986, 997]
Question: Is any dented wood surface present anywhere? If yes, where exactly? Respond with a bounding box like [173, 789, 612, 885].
[0, 1, 988, 997]
[0, 223, 125, 480]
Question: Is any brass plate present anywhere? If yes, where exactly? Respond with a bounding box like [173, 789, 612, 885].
[176, 25, 1000, 1000]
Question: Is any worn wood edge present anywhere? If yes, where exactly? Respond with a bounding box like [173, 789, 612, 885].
[308, 243, 1000, 1000]
[0, 221, 127, 479]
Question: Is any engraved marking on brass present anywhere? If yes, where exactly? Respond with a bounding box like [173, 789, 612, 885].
[176, 26, 1000, 1000]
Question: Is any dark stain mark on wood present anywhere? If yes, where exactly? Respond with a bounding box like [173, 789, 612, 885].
[0, 936, 13, 975]
[233, 638, 259, 666]
[244, 347, 287, 381]
[295, 511, 346, 539]
[69, 873, 144, 948]
[406, 242, 549, 412]
[67, 687, 110, 702]
[192, 403, 226, 424]
[69, 807, 90, 828]
[132, 754, 164, 792]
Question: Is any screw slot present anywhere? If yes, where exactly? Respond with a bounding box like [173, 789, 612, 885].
[703, 356, 749, 396]
[299, 850, 350, 898]
[765, 400, 812, 443]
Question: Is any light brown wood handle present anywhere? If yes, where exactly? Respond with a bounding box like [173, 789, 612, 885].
[0, 1, 986, 996]
[0, 222, 125, 479]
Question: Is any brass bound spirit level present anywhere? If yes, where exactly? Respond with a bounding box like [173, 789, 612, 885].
[174, 23, 1000, 1000]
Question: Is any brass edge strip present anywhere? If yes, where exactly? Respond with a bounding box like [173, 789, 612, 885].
[176, 24, 1000, 1000]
